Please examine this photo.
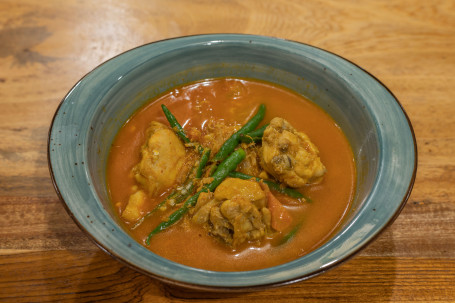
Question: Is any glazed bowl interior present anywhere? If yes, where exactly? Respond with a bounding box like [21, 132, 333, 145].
[49, 34, 416, 290]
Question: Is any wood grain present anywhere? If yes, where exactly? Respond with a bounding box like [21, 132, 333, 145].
[1, 0, 454, 301]
[1, 252, 454, 302]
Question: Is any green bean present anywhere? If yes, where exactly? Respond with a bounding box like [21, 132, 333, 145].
[206, 148, 245, 190]
[150, 150, 207, 211]
[228, 171, 311, 201]
[171, 149, 211, 201]
[161, 104, 190, 144]
[212, 104, 265, 163]
[280, 223, 301, 245]
[161, 104, 205, 153]
[237, 104, 266, 135]
[195, 148, 211, 179]
[132, 148, 211, 230]
[239, 124, 269, 143]
[145, 148, 246, 244]
[131, 190, 180, 230]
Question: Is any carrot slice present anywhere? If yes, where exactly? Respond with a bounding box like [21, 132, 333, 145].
[261, 183, 292, 232]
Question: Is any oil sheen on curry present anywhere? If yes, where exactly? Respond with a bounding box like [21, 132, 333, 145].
[107, 78, 356, 271]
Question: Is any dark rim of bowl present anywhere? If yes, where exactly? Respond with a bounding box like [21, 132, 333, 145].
[47, 33, 418, 292]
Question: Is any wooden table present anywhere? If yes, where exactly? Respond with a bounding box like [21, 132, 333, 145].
[1, 0, 454, 301]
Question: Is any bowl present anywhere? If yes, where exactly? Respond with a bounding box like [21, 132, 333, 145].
[48, 34, 417, 291]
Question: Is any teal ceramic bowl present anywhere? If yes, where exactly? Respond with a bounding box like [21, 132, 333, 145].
[48, 34, 417, 291]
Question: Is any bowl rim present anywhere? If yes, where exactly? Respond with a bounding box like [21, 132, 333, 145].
[48, 33, 417, 291]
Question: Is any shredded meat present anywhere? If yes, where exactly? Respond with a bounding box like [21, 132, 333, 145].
[198, 119, 239, 155]
[260, 117, 326, 187]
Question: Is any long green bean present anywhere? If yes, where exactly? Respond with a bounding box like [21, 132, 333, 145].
[161, 104, 190, 143]
[145, 148, 246, 244]
[165, 148, 211, 206]
[211, 104, 265, 163]
[280, 223, 301, 245]
[195, 148, 211, 178]
[239, 124, 269, 143]
[227, 171, 311, 201]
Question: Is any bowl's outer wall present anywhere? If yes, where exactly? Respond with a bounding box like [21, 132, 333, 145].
[48, 34, 416, 289]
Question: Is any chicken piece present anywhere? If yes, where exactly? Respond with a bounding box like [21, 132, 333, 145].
[191, 192, 216, 225]
[192, 200, 218, 225]
[214, 178, 266, 209]
[209, 206, 234, 245]
[192, 192, 214, 213]
[237, 144, 265, 178]
[219, 199, 241, 220]
[261, 207, 272, 228]
[122, 190, 147, 222]
[260, 117, 326, 187]
[227, 197, 267, 246]
[191, 178, 271, 247]
[133, 121, 187, 196]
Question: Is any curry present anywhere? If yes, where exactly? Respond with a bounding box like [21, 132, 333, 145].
[107, 78, 355, 271]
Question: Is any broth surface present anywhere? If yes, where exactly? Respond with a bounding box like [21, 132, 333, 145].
[107, 78, 355, 271]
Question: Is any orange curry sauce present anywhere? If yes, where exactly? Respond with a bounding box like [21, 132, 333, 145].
[107, 78, 356, 271]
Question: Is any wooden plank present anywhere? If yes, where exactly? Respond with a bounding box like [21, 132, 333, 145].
[0, 197, 95, 250]
[0, 252, 453, 302]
